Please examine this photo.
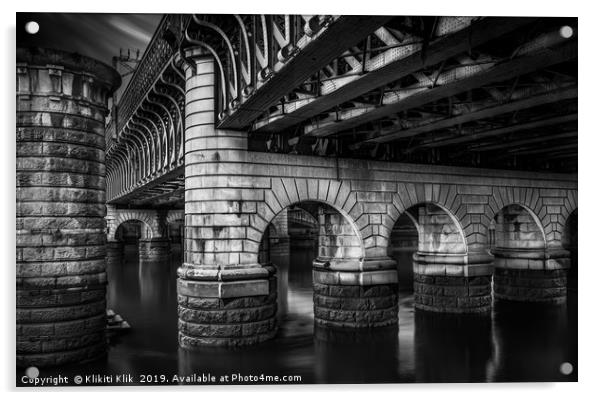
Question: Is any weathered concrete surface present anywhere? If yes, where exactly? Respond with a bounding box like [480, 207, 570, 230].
[16, 47, 120, 367]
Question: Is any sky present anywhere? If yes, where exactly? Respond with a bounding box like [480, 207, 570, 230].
[16, 13, 162, 100]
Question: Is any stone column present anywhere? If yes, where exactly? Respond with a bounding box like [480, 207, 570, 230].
[493, 249, 569, 304]
[492, 205, 569, 304]
[139, 238, 171, 262]
[16, 48, 120, 366]
[412, 204, 493, 313]
[177, 49, 277, 348]
[313, 205, 399, 328]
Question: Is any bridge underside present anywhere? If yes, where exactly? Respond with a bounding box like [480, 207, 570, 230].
[101, 13, 579, 353]
[16, 14, 578, 367]
[105, 15, 577, 206]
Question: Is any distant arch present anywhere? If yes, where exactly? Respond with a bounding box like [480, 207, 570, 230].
[114, 219, 153, 241]
[257, 178, 364, 260]
[488, 187, 552, 247]
[390, 201, 468, 256]
[488, 203, 547, 251]
[256, 198, 365, 262]
[111, 210, 161, 240]
[386, 200, 469, 255]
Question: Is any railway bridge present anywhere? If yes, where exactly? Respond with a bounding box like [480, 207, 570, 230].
[16, 14, 577, 366]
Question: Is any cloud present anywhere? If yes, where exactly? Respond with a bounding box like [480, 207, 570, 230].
[17, 13, 161, 65]
[107, 15, 154, 44]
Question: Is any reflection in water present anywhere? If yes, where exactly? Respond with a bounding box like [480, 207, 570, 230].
[413, 310, 494, 383]
[489, 300, 577, 382]
[313, 324, 400, 384]
[18, 244, 577, 385]
[105, 254, 179, 376]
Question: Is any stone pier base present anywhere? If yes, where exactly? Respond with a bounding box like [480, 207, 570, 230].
[312, 257, 399, 328]
[139, 238, 171, 262]
[106, 241, 124, 263]
[413, 252, 493, 313]
[493, 248, 570, 304]
[16, 288, 107, 367]
[177, 264, 278, 347]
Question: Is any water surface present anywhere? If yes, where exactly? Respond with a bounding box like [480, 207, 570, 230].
[17, 244, 577, 385]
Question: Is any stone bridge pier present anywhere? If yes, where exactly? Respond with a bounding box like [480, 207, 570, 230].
[312, 204, 398, 328]
[16, 48, 120, 366]
[105, 206, 179, 262]
[177, 51, 279, 348]
[409, 203, 493, 313]
[491, 198, 573, 304]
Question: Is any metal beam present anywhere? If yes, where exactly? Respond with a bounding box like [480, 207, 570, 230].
[252, 17, 536, 133]
[466, 130, 577, 152]
[358, 85, 577, 145]
[217, 15, 392, 130]
[414, 113, 577, 150]
[498, 142, 577, 157]
[302, 39, 577, 138]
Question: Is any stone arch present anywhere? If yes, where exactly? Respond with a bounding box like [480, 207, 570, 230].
[257, 199, 365, 263]
[386, 183, 492, 313]
[386, 182, 470, 255]
[256, 177, 364, 259]
[111, 210, 161, 240]
[398, 202, 468, 254]
[487, 189, 548, 250]
[114, 219, 153, 241]
[257, 179, 397, 329]
[386, 184, 472, 247]
[488, 186, 552, 248]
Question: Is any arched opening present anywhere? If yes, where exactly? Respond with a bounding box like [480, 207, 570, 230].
[114, 219, 150, 262]
[258, 202, 332, 329]
[258, 200, 397, 335]
[106, 216, 178, 356]
[489, 204, 546, 252]
[388, 212, 418, 293]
